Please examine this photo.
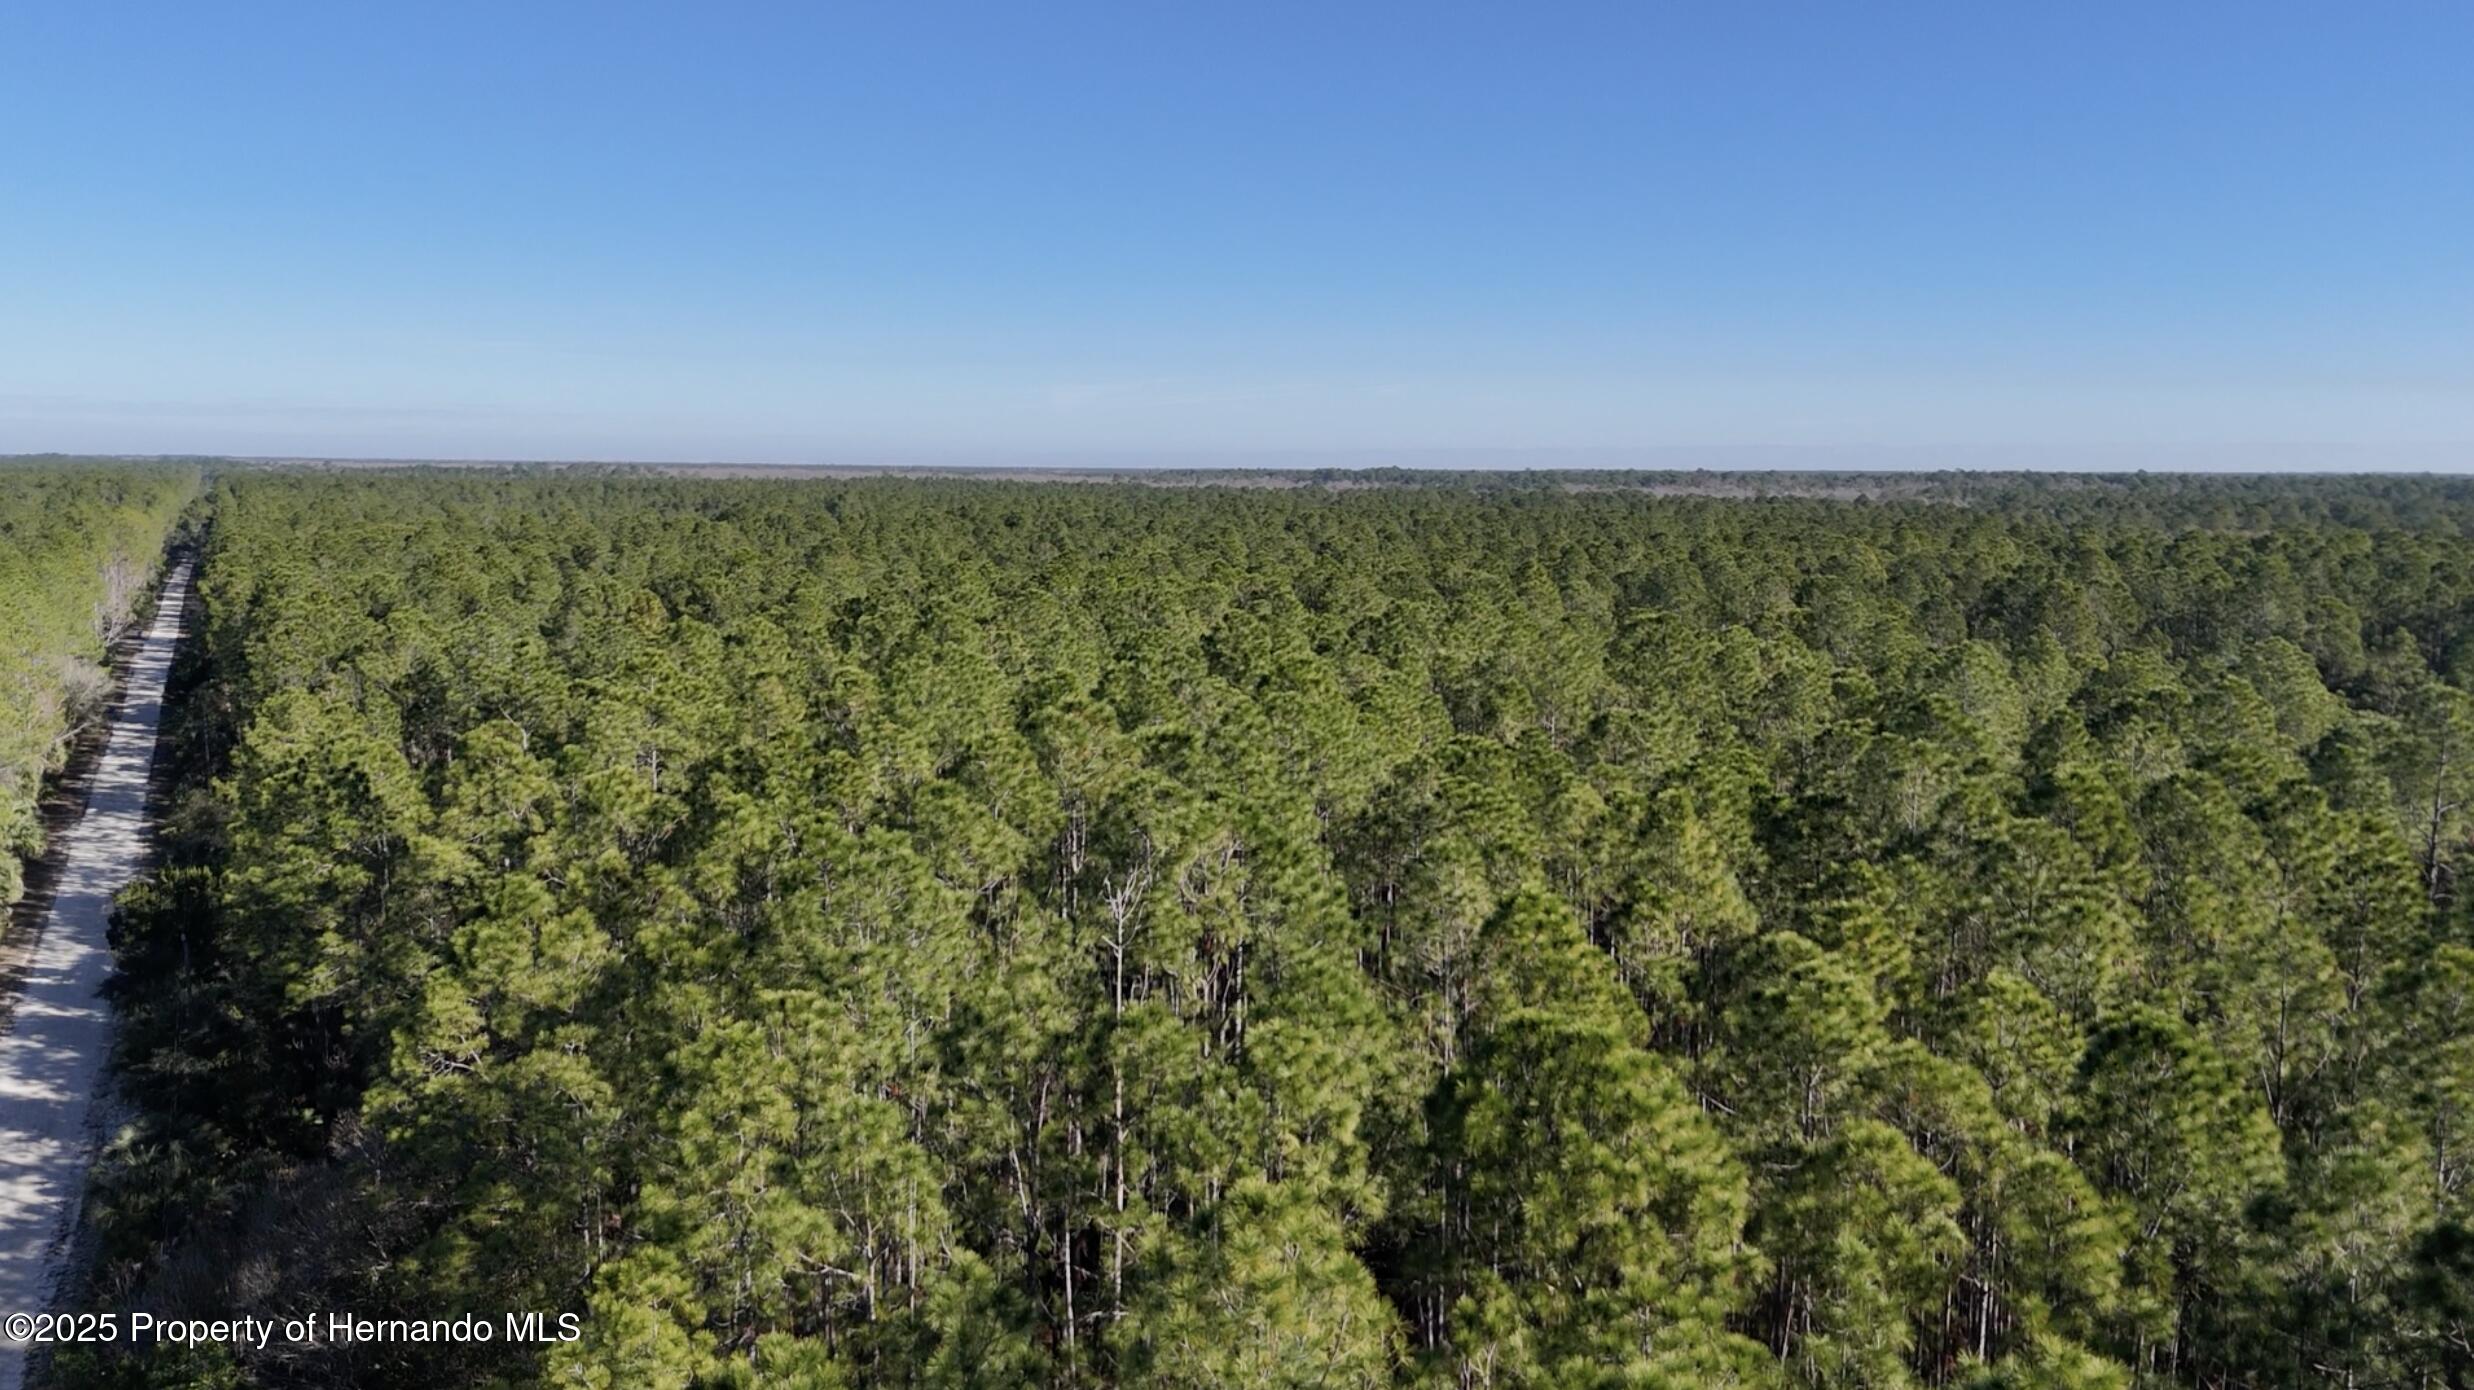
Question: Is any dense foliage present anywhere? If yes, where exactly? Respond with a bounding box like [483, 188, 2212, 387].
[0, 459, 195, 905]
[79, 469, 2474, 1388]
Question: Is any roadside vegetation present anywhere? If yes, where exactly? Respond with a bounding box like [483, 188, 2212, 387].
[0, 459, 196, 908]
[66, 468, 2474, 1387]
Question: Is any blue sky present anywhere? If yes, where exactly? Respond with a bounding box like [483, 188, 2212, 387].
[3, 1, 2470, 466]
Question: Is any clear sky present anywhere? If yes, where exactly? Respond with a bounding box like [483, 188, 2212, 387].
[3, 1, 2470, 467]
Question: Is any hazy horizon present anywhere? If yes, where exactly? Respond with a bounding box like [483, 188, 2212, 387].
[10, 443, 2474, 476]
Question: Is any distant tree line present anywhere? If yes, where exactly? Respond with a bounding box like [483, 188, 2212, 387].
[60, 468, 2474, 1388]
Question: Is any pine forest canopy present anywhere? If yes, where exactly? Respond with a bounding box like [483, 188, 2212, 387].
[34, 463, 2474, 1388]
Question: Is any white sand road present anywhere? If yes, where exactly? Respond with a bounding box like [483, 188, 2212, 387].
[0, 561, 190, 1390]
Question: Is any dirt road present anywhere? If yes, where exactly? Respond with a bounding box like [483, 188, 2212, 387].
[0, 560, 190, 1389]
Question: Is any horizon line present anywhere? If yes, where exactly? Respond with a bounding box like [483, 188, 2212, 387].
[7, 441, 2474, 477]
